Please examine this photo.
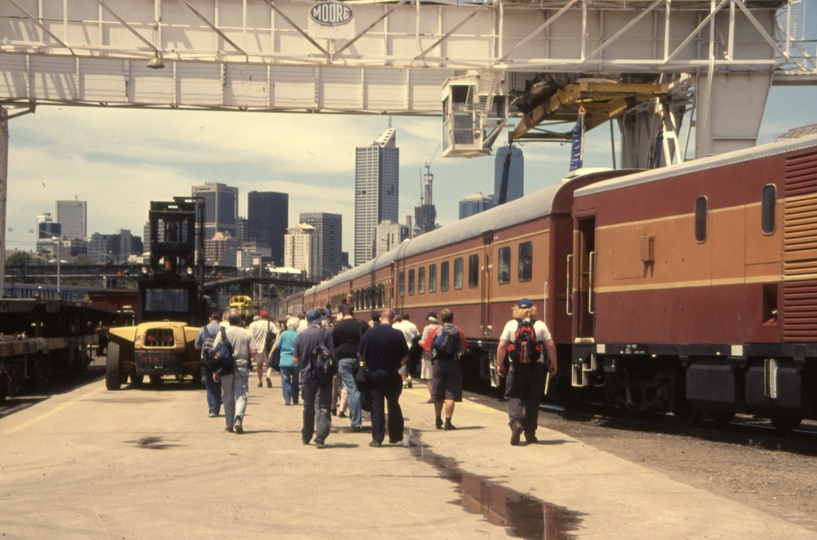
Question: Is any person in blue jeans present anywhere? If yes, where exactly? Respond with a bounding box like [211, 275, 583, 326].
[331, 304, 369, 432]
[271, 317, 300, 405]
[194, 312, 223, 417]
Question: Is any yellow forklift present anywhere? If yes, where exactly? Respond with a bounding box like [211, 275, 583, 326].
[106, 197, 209, 389]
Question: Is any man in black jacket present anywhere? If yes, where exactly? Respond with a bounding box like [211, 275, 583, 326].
[358, 309, 408, 447]
[294, 308, 335, 448]
[331, 305, 369, 432]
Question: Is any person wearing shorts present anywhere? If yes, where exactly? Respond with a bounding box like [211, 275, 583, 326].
[423, 309, 467, 431]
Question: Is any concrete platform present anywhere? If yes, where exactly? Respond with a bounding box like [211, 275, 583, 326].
[0, 377, 814, 539]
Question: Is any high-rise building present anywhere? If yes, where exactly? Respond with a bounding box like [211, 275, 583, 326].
[36, 213, 61, 239]
[374, 220, 409, 257]
[192, 183, 239, 239]
[414, 165, 437, 234]
[459, 192, 495, 219]
[247, 191, 288, 266]
[204, 231, 241, 266]
[236, 216, 248, 242]
[355, 126, 399, 266]
[284, 224, 318, 279]
[493, 146, 524, 203]
[56, 200, 87, 240]
[299, 212, 342, 279]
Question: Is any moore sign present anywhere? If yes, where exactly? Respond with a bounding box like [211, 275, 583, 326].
[309, 2, 354, 26]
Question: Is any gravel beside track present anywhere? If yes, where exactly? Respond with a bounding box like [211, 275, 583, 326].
[464, 390, 817, 534]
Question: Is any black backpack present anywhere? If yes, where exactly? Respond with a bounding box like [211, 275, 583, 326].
[508, 320, 541, 364]
[432, 325, 461, 360]
[263, 321, 276, 356]
[203, 327, 235, 376]
[312, 329, 337, 385]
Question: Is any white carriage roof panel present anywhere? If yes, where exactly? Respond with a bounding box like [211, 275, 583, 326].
[576, 134, 817, 198]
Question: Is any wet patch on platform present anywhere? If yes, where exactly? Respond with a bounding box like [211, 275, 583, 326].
[404, 429, 583, 539]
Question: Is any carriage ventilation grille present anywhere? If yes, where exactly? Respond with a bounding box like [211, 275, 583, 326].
[783, 149, 817, 341]
[144, 329, 175, 347]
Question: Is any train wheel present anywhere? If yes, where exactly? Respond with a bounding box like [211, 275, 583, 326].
[149, 375, 163, 386]
[707, 411, 735, 427]
[130, 374, 144, 386]
[770, 416, 802, 433]
[105, 343, 122, 390]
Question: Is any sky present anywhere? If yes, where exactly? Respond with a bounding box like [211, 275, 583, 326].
[4, 65, 816, 266]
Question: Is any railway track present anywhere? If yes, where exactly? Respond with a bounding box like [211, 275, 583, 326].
[462, 379, 817, 457]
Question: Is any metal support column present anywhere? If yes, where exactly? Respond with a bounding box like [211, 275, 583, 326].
[0, 107, 7, 297]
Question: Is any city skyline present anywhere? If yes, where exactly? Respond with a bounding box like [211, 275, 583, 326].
[4, 84, 816, 260]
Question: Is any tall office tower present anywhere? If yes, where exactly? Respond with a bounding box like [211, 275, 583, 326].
[36, 213, 61, 239]
[374, 220, 409, 257]
[56, 200, 87, 240]
[355, 126, 399, 266]
[459, 192, 495, 219]
[299, 212, 342, 279]
[493, 146, 524, 203]
[284, 224, 318, 279]
[414, 165, 437, 234]
[247, 191, 288, 266]
[192, 183, 239, 239]
[236, 217, 248, 242]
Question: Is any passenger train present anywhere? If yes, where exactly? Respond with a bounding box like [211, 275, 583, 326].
[296, 135, 817, 430]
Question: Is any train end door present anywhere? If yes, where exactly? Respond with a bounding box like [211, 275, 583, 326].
[572, 216, 597, 342]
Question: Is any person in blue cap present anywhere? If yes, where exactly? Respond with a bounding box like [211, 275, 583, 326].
[495, 298, 558, 446]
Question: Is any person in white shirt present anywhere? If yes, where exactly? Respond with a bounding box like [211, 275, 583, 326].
[496, 298, 558, 446]
[249, 311, 279, 388]
[393, 314, 419, 388]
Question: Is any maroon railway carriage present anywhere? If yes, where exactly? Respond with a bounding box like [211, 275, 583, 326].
[570, 134, 817, 429]
[304, 167, 632, 386]
[302, 134, 817, 430]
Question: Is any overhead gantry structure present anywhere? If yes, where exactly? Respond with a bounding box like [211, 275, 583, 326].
[0, 0, 815, 285]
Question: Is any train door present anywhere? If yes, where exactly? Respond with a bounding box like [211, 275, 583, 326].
[481, 231, 494, 337]
[573, 217, 596, 341]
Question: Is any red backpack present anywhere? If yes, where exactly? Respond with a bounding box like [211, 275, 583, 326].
[507, 320, 541, 364]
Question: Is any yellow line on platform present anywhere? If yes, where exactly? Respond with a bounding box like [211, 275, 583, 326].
[1, 383, 105, 437]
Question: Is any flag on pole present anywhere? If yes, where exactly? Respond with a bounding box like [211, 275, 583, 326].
[569, 109, 585, 171]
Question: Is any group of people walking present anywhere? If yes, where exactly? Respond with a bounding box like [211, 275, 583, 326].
[194, 297, 558, 448]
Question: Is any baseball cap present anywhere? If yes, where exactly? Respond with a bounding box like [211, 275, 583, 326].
[306, 308, 323, 324]
[210, 312, 221, 321]
[260, 310, 269, 318]
[517, 298, 533, 309]
[425, 311, 437, 319]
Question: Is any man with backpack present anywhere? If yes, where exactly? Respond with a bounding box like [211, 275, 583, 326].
[293, 308, 336, 448]
[194, 312, 223, 418]
[422, 309, 467, 431]
[357, 309, 408, 447]
[249, 311, 279, 388]
[496, 298, 558, 446]
[211, 308, 257, 434]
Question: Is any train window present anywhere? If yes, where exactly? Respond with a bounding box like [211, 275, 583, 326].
[454, 258, 463, 290]
[399, 271, 405, 297]
[408, 269, 415, 296]
[441, 261, 449, 291]
[468, 254, 479, 288]
[761, 184, 776, 234]
[429, 264, 437, 293]
[418, 267, 425, 294]
[498, 246, 511, 284]
[695, 196, 707, 243]
[518, 241, 533, 282]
